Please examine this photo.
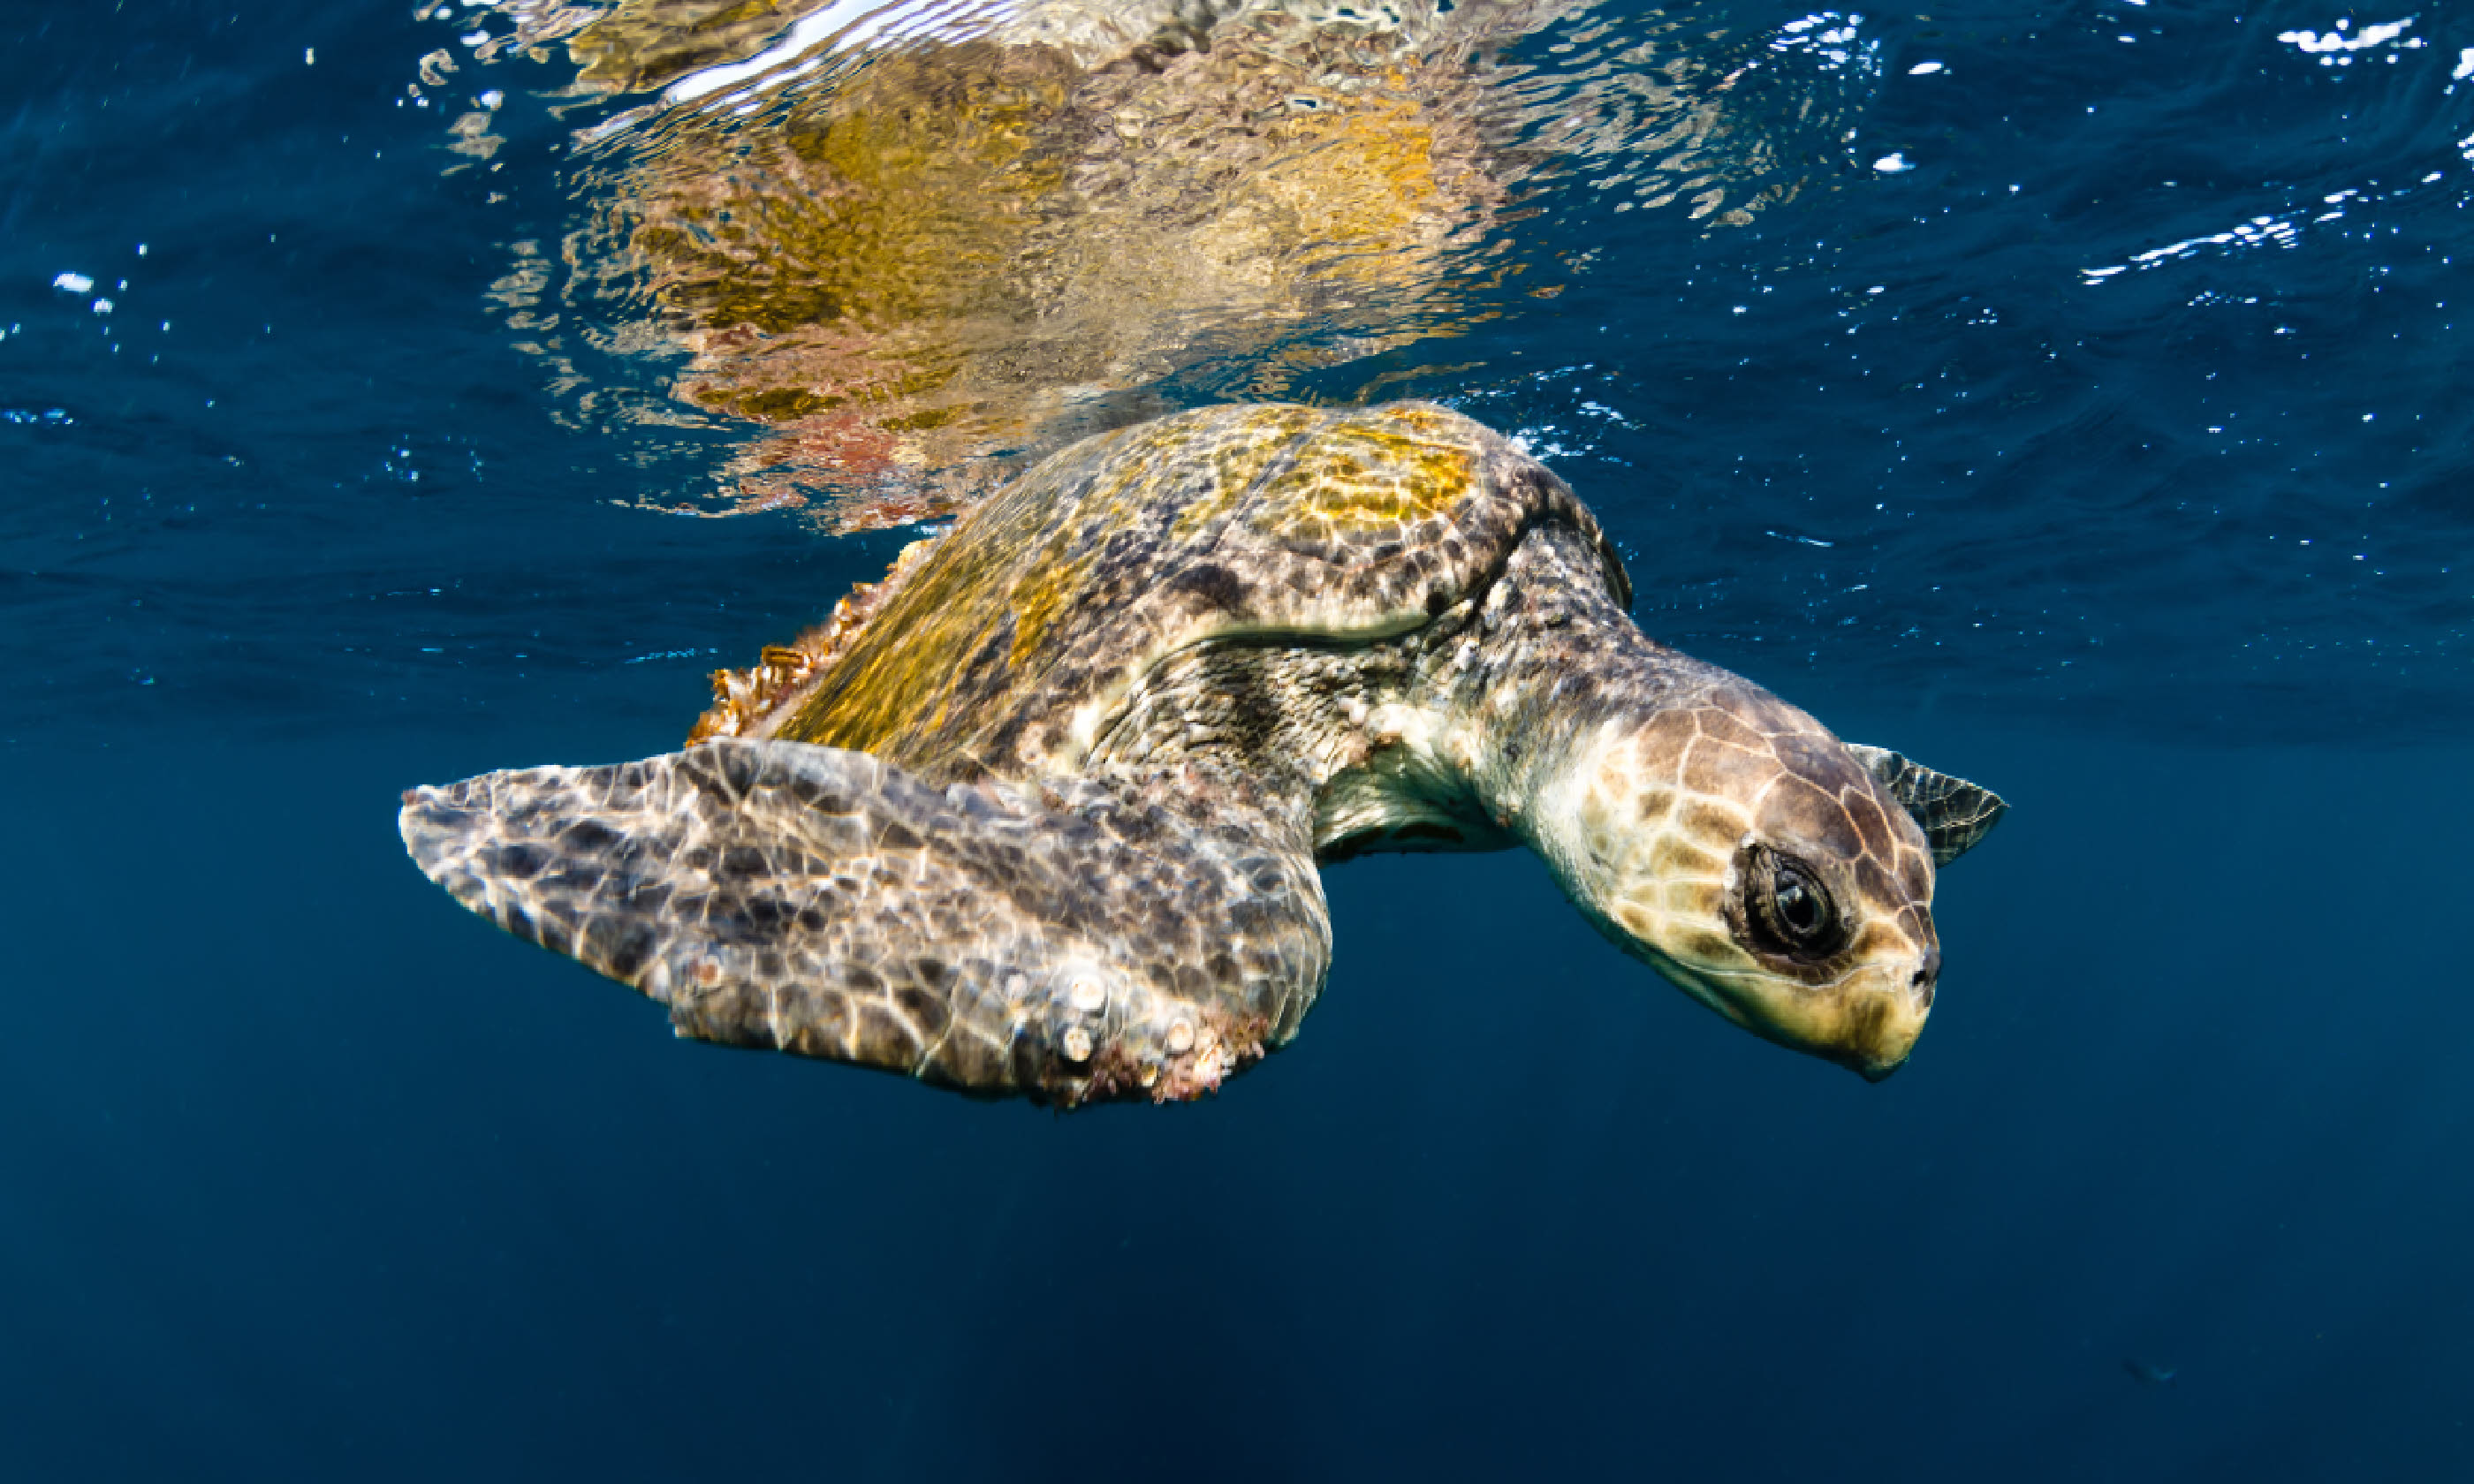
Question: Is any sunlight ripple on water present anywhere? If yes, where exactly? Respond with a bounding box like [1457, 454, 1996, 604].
[421, 0, 1883, 529]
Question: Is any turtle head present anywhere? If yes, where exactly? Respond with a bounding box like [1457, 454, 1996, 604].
[1526, 682, 2000, 1080]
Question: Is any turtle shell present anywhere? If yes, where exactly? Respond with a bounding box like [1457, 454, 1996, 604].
[694, 401, 1630, 781]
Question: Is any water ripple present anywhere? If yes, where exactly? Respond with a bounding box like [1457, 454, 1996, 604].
[421, 0, 1882, 526]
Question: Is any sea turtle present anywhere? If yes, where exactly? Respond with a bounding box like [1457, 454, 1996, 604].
[400, 401, 2003, 1103]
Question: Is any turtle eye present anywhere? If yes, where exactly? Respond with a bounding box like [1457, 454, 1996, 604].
[1742, 845, 1848, 958]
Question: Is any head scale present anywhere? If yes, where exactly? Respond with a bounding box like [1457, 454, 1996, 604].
[1533, 681, 1944, 1080]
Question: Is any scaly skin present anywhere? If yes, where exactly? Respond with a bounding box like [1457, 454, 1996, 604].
[401, 743, 1329, 1103]
[401, 402, 2000, 1102]
[1083, 517, 1948, 1081]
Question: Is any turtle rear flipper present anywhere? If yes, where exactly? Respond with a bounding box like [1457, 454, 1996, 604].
[399, 740, 1329, 1104]
[1846, 744, 2007, 866]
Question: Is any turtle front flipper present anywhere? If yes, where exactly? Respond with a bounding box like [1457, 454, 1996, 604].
[398, 740, 1329, 1105]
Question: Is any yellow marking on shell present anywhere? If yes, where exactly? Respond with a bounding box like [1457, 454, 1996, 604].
[1006, 524, 1089, 668]
[1172, 405, 1321, 541]
[1252, 406, 1478, 541]
[733, 401, 1506, 774]
[771, 493, 1036, 753]
[766, 412, 1234, 760]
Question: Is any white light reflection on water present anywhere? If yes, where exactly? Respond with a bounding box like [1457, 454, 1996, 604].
[2081, 27, 2470, 286]
[2273, 16, 2427, 66]
[2079, 158, 2460, 286]
[1768, 11, 1870, 72]
[662, 0, 1017, 103]
[2080, 214, 2303, 284]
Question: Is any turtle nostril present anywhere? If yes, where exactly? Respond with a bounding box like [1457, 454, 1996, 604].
[1910, 946, 1942, 995]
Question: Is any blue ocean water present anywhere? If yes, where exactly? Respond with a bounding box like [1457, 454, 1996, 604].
[4, 2, 2470, 1479]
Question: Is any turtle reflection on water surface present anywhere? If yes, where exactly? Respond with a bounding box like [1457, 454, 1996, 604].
[402, 403, 2005, 1104]
[472, 0, 1846, 525]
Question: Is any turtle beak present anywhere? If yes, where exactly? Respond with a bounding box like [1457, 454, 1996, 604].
[1714, 944, 1936, 1082]
[1831, 947, 1937, 1081]
[1815, 996, 1924, 1081]
[1650, 954, 1932, 1081]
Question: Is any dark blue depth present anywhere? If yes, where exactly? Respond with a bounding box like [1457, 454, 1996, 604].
[4, 3, 2470, 1480]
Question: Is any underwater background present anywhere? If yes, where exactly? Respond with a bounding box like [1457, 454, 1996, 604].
[4, 1, 2471, 1478]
